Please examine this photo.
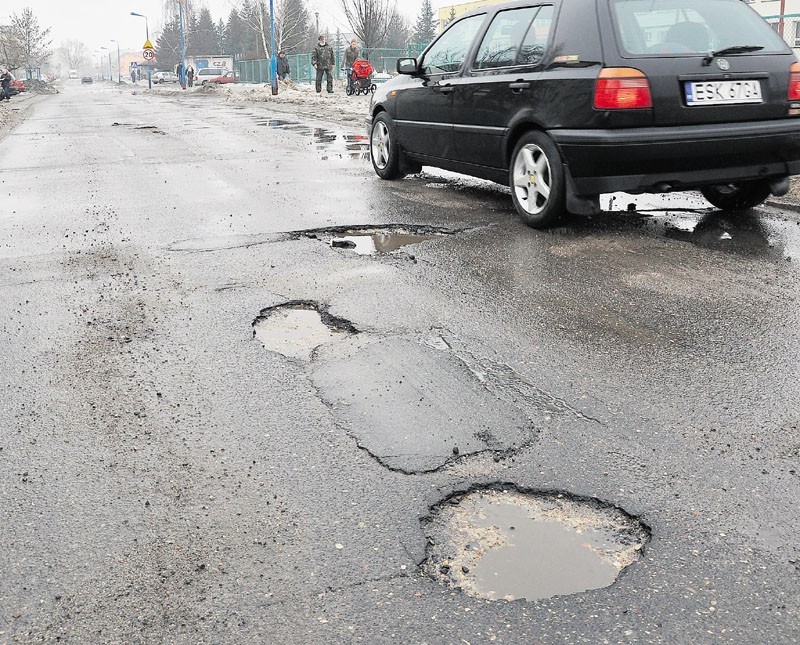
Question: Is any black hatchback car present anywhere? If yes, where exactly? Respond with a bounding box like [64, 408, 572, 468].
[368, 0, 800, 228]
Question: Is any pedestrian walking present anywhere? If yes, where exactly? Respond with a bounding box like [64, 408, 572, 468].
[176, 62, 185, 88]
[277, 51, 290, 81]
[344, 39, 360, 93]
[130, 68, 137, 83]
[0, 69, 12, 102]
[312, 35, 335, 94]
[186, 66, 194, 87]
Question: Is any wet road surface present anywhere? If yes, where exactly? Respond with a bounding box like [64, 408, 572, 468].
[1, 82, 799, 643]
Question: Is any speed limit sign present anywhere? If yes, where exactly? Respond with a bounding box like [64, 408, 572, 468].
[143, 48, 155, 61]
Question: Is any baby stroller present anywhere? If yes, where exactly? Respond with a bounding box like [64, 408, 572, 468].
[347, 58, 376, 96]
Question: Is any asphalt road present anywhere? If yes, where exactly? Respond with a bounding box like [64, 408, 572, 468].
[1, 81, 798, 644]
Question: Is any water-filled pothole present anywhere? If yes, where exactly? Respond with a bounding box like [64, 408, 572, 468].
[423, 487, 649, 602]
[253, 116, 370, 159]
[252, 302, 356, 361]
[322, 227, 451, 255]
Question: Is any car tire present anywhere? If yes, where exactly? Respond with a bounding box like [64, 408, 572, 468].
[700, 180, 771, 211]
[370, 113, 404, 180]
[509, 131, 566, 228]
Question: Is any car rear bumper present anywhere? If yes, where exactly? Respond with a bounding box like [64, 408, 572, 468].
[550, 119, 800, 195]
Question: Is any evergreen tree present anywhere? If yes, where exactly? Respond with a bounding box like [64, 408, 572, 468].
[383, 13, 409, 50]
[156, 16, 182, 69]
[189, 8, 218, 55]
[224, 9, 248, 57]
[412, 0, 436, 45]
[216, 19, 226, 54]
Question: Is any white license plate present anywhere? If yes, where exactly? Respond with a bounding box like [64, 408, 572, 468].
[685, 80, 762, 106]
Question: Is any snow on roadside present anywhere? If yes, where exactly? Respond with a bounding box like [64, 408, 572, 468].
[148, 79, 374, 130]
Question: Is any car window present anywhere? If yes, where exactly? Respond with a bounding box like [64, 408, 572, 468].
[611, 0, 788, 55]
[519, 5, 554, 65]
[474, 7, 538, 70]
[421, 14, 485, 75]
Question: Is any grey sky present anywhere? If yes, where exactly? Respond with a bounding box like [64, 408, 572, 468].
[1, 0, 449, 53]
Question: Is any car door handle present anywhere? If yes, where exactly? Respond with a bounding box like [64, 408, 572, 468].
[437, 84, 454, 94]
[509, 82, 531, 92]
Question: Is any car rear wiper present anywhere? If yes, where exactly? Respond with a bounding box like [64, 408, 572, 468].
[703, 45, 764, 66]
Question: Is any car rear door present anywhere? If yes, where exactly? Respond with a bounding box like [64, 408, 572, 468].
[394, 13, 486, 161]
[605, 0, 795, 126]
[450, 4, 556, 169]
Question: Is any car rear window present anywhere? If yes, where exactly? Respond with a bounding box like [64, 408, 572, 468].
[474, 5, 554, 69]
[610, 0, 789, 56]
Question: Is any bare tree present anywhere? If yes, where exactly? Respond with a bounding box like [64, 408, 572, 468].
[8, 8, 52, 75]
[340, 0, 397, 52]
[0, 25, 24, 72]
[274, 0, 310, 53]
[237, 0, 310, 60]
[59, 39, 88, 70]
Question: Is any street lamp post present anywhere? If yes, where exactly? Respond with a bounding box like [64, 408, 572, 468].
[177, 0, 187, 89]
[270, 0, 277, 95]
[110, 39, 121, 83]
[93, 51, 103, 80]
[130, 12, 151, 89]
[100, 46, 111, 82]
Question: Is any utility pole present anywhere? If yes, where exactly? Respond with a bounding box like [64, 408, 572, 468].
[178, 0, 187, 88]
[270, 0, 277, 95]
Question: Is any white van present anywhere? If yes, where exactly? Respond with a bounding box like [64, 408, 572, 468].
[68, 70, 78, 79]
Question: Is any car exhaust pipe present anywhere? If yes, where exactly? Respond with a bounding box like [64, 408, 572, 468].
[770, 177, 790, 197]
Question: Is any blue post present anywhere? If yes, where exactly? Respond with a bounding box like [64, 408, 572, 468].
[178, 1, 187, 88]
[269, 0, 278, 95]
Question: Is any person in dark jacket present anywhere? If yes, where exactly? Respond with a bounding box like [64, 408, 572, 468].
[311, 35, 335, 94]
[277, 51, 290, 81]
[186, 66, 194, 87]
[0, 69, 12, 101]
[344, 39, 360, 92]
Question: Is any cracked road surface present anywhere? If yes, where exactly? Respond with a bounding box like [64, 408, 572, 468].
[1, 83, 799, 643]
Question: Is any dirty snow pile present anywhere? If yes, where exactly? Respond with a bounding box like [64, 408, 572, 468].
[24, 79, 59, 94]
[153, 78, 373, 128]
[0, 108, 11, 129]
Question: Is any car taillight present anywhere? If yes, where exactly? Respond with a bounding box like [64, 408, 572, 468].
[789, 62, 800, 100]
[594, 68, 652, 110]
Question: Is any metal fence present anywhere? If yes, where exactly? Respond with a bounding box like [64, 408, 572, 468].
[235, 44, 428, 85]
[763, 13, 800, 57]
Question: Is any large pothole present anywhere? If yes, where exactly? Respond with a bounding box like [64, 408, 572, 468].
[423, 487, 649, 602]
[252, 301, 357, 361]
[298, 225, 455, 256]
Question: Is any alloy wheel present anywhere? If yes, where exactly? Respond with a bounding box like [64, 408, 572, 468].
[512, 144, 552, 216]
[372, 121, 390, 170]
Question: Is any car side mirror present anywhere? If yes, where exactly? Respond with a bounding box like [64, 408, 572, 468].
[397, 58, 419, 75]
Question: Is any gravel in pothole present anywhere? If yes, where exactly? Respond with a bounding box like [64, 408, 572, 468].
[423, 488, 649, 602]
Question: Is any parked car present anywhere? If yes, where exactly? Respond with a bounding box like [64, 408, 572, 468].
[81, 76, 93, 84]
[68, 70, 78, 79]
[204, 71, 236, 85]
[5, 72, 25, 95]
[368, 0, 800, 228]
[195, 68, 228, 85]
[153, 71, 179, 84]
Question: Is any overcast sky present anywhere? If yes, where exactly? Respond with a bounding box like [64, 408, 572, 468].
[0, 0, 452, 53]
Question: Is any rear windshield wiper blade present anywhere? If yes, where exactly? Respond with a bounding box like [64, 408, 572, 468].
[703, 45, 764, 65]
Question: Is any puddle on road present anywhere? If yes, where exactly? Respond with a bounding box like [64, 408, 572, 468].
[330, 231, 443, 255]
[253, 116, 370, 160]
[252, 302, 356, 361]
[423, 488, 649, 602]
